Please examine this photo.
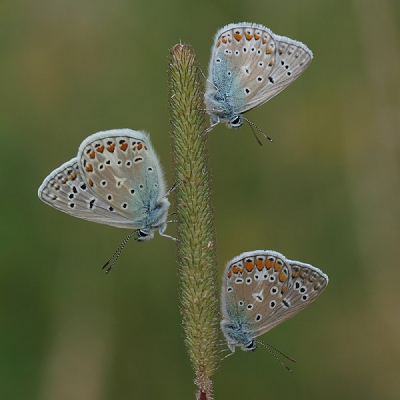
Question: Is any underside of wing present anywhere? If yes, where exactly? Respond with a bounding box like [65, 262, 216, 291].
[208, 23, 313, 115]
[77, 129, 166, 223]
[38, 158, 137, 228]
[241, 33, 313, 113]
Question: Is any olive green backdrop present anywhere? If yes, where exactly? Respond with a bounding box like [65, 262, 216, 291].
[1, 0, 399, 399]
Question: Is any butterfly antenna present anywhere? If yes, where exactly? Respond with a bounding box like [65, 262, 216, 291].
[198, 65, 219, 92]
[102, 230, 137, 274]
[159, 182, 181, 201]
[255, 340, 296, 373]
[243, 117, 273, 143]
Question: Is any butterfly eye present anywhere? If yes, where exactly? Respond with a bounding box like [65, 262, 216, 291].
[229, 115, 243, 128]
[245, 340, 256, 351]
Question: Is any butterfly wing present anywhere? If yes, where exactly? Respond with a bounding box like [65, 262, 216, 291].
[38, 129, 169, 230]
[252, 252, 328, 337]
[206, 23, 312, 115]
[38, 158, 135, 227]
[77, 129, 168, 226]
[241, 32, 313, 113]
[222, 250, 328, 343]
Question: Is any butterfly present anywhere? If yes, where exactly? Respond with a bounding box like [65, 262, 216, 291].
[38, 129, 174, 270]
[221, 250, 328, 355]
[205, 23, 313, 134]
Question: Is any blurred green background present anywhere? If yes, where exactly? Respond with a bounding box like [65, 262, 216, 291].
[1, 0, 400, 399]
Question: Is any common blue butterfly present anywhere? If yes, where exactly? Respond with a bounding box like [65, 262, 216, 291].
[205, 23, 313, 131]
[38, 129, 173, 246]
[221, 250, 328, 354]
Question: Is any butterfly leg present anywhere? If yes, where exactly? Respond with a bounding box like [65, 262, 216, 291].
[204, 119, 219, 134]
[159, 232, 178, 241]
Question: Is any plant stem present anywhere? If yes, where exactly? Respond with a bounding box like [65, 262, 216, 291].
[168, 44, 220, 400]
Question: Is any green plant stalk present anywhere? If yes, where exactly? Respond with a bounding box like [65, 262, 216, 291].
[168, 44, 220, 400]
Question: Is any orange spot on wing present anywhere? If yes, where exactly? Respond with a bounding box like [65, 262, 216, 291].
[234, 33, 242, 41]
[244, 260, 254, 272]
[231, 266, 243, 275]
[281, 285, 287, 294]
[144, 145, 148, 150]
[262, 38, 267, 44]
[266, 259, 274, 269]
[292, 271, 298, 278]
[85, 164, 93, 173]
[88, 179, 93, 187]
[137, 143, 143, 150]
[61, 177, 68, 184]
[217, 40, 221, 47]
[245, 33, 252, 40]
[222, 38, 227, 44]
[254, 34, 260, 40]
[120, 142, 128, 151]
[69, 172, 77, 180]
[268, 59, 274, 67]
[227, 270, 232, 278]
[96, 145, 104, 153]
[274, 263, 282, 272]
[255, 258, 265, 270]
[266, 47, 272, 54]
[89, 150, 95, 159]
[279, 272, 288, 282]
[300, 272, 307, 279]
[106, 143, 116, 153]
